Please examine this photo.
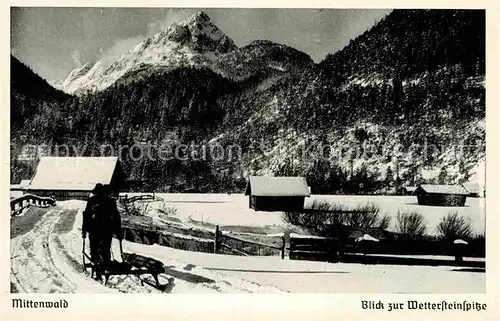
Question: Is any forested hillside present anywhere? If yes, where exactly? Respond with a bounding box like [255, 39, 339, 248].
[319, 9, 484, 81]
[11, 56, 70, 132]
[10, 56, 72, 182]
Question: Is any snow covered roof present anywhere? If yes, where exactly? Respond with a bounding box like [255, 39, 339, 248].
[462, 182, 483, 194]
[245, 176, 310, 197]
[28, 157, 121, 191]
[404, 186, 417, 192]
[11, 179, 32, 190]
[415, 184, 469, 195]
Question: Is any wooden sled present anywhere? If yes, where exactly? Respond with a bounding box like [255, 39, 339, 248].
[82, 237, 167, 291]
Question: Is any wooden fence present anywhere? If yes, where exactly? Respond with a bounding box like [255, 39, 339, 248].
[288, 233, 485, 267]
[120, 222, 286, 258]
[121, 224, 214, 253]
[117, 219, 484, 267]
[289, 234, 338, 262]
[10, 193, 56, 217]
[117, 194, 164, 217]
[118, 194, 164, 205]
[214, 225, 286, 259]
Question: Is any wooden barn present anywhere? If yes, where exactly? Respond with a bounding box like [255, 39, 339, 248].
[25, 156, 125, 201]
[244, 176, 311, 212]
[413, 184, 469, 207]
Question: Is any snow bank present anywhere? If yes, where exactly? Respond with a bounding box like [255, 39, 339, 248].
[123, 242, 484, 293]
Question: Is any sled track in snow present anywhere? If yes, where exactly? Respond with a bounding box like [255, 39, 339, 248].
[11, 209, 78, 293]
[10, 208, 148, 293]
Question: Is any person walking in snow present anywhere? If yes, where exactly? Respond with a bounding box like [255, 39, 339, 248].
[82, 183, 122, 279]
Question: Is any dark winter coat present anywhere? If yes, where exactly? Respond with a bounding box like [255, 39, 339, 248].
[82, 194, 121, 237]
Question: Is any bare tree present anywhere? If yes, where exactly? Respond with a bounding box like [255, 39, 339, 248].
[437, 212, 473, 240]
[395, 211, 426, 237]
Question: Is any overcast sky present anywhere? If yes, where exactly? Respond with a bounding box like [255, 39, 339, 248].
[11, 8, 392, 83]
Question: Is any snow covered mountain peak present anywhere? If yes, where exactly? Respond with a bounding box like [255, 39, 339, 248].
[161, 10, 236, 54]
[61, 11, 236, 95]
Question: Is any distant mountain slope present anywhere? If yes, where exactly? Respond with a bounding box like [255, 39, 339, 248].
[11, 55, 69, 102]
[216, 40, 315, 81]
[61, 11, 237, 95]
[319, 9, 485, 82]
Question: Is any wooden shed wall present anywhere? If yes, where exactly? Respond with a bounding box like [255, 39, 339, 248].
[417, 194, 467, 207]
[251, 196, 306, 212]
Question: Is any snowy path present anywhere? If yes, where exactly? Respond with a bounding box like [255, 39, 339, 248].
[10, 202, 285, 293]
[11, 209, 116, 293]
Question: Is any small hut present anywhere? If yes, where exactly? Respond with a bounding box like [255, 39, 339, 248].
[26, 156, 125, 201]
[413, 184, 469, 207]
[245, 176, 310, 212]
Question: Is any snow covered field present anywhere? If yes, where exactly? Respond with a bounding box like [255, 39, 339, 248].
[128, 244, 485, 293]
[123, 193, 486, 236]
[10, 200, 485, 293]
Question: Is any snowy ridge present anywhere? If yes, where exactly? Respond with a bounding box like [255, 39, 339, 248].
[61, 11, 237, 95]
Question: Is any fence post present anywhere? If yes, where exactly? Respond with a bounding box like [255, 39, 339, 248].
[214, 225, 220, 254]
[158, 232, 163, 246]
[281, 235, 286, 260]
[289, 236, 294, 260]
